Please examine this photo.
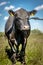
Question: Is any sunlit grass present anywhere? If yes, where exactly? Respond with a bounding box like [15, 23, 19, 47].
[0, 30, 43, 65]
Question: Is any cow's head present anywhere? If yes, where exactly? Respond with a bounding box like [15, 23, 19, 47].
[8, 9, 37, 31]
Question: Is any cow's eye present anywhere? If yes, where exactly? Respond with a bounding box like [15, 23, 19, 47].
[18, 17, 21, 20]
[16, 17, 21, 20]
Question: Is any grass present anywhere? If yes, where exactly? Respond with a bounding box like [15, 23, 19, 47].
[0, 30, 43, 65]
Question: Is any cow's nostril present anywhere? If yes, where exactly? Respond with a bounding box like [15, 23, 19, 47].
[24, 26, 29, 29]
[24, 27, 25, 28]
[24, 26, 28, 28]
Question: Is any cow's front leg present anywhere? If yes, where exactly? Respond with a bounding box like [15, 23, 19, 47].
[16, 45, 20, 60]
[8, 39, 16, 53]
[8, 30, 18, 52]
[9, 33, 18, 53]
[20, 37, 27, 65]
[8, 39, 16, 65]
[21, 37, 27, 56]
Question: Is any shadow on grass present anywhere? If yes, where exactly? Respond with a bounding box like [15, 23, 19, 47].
[5, 46, 24, 64]
[5, 46, 17, 64]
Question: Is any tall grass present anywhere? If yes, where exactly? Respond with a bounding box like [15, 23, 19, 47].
[0, 30, 43, 65]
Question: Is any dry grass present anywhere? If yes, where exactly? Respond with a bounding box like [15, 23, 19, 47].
[0, 30, 43, 65]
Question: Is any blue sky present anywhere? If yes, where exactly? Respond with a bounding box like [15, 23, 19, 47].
[0, 0, 43, 32]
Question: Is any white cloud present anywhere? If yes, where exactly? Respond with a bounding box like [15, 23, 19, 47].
[14, 7, 21, 11]
[0, 2, 10, 6]
[4, 16, 9, 21]
[0, 14, 2, 16]
[4, 5, 15, 11]
[34, 5, 43, 11]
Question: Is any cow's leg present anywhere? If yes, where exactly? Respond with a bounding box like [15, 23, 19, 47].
[11, 53, 16, 65]
[16, 45, 19, 59]
[8, 30, 18, 53]
[8, 39, 16, 53]
[8, 39, 17, 65]
[16, 45, 19, 54]
[20, 37, 27, 65]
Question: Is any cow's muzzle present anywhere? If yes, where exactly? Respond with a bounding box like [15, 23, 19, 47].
[22, 25, 30, 30]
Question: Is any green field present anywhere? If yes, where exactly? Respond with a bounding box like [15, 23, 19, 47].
[0, 30, 43, 65]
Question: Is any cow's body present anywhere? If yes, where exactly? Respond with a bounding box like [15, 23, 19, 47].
[5, 16, 14, 33]
[5, 8, 37, 65]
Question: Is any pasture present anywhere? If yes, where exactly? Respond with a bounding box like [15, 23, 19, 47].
[0, 30, 43, 65]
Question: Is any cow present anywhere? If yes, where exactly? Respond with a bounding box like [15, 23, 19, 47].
[5, 8, 37, 65]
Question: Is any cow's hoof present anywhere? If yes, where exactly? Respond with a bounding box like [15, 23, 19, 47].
[11, 53, 16, 64]
[22, 62, 26, 65]
[16, 53, 20, 61]
[12, 63, 16, 65]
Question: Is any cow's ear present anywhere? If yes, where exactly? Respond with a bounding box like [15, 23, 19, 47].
[29, 10, 37, 16]
[8, 10, 15, 16]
